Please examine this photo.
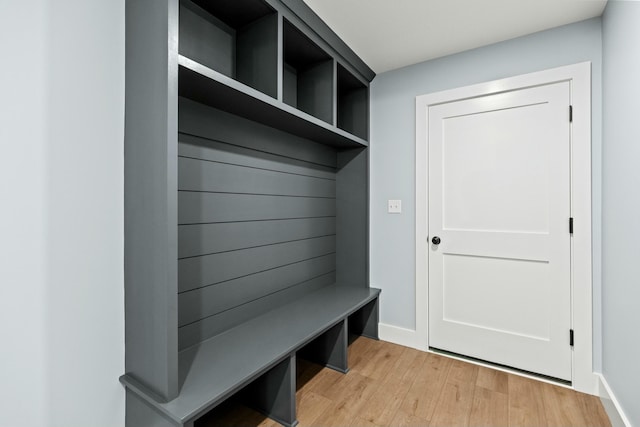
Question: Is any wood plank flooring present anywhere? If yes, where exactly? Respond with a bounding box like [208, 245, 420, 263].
[196, 337, 611, 427]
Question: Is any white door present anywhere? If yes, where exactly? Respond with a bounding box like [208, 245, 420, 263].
[428, 81, 572, 381]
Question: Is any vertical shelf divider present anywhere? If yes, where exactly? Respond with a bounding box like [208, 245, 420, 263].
[332, 59, 338, 126]
[277, 13, 284, 102]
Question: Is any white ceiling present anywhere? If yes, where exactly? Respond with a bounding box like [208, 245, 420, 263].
[303, 0, 607, 74]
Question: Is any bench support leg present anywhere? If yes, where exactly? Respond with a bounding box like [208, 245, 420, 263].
[349, 298, 379, 340]
[243, 355, 298, 427]
[299, 319, 349, 373]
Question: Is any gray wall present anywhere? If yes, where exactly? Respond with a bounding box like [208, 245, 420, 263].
[0, 0, 126, 426]
[46, 0, 125, 425]
[602, 1, 640, 425]
[0, 1, 49, 425]
[369, 18, 603, 370]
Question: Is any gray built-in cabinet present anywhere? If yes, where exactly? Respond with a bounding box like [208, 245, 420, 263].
[120, 0, 379, 426]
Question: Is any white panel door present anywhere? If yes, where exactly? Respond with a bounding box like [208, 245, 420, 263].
[428, 81, 572, 381]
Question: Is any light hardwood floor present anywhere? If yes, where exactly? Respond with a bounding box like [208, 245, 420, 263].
[196, 337, 611, 427]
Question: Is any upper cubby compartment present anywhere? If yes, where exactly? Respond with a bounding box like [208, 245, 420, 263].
[283, 20, 334, 125]
[337, 64, 369, 140]
[179, 0, 278, 98]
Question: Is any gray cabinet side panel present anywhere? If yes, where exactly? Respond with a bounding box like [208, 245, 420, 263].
[336, 148, 369, 287]
[125, 0, 179, 400]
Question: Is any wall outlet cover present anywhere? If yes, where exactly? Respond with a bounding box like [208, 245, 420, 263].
[388, 199, 402, 213]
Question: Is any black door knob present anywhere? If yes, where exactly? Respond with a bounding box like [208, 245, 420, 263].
[431, 236, 441, 245]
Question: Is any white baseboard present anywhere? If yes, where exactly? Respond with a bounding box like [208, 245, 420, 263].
[378, 323, 420, 349]
[597, 374, 631, 427]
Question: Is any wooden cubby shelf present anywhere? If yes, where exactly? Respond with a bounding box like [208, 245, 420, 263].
[283, 19, 334, 124]
[179, 0, 278, 98]
[337, 63, 369, 140]
[178, 55, 368, 148]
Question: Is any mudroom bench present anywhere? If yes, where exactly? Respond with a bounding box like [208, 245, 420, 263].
[121, 286, 380, 426]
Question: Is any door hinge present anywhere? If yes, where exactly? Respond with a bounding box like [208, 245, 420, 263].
[570, 329, 574, 347]
[569, 217, 574, 234]
[569, 105, 573, 122]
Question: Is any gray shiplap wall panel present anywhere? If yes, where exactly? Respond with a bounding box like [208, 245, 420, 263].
[178, 192, 336, 224]
[338, 87, 368, 141]
[179, 217, 336, 258]
[179, 97, 337, 167]
[178, 134, 336, 180]
[178, 157, 335, 198]
[178, 254, 335, 326]
[178, 272, 336, 350]
[178, 235, 336, 292]
[177, 100, 342, 348]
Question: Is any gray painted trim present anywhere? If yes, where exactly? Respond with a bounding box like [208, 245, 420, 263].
[124, 0, 179, 402]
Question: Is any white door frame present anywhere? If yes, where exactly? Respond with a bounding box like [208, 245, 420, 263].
[415, 62, 597, 394]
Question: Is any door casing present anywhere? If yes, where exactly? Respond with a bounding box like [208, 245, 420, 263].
[415, 62, 596, 394]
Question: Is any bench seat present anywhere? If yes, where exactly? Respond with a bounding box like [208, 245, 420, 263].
[120, 284, 380, 426]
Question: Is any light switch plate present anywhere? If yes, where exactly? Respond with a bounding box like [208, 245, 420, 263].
[388, 199, 402, 214]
